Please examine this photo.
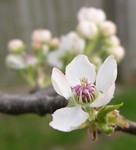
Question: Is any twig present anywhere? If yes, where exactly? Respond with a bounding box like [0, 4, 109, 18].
[0, 86, 136, 135]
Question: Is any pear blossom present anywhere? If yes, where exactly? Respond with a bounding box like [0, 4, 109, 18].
[78, 7, 106, 24]
[77, 21, 98, 39]
[108, 35, 120, 47]
[47, 49, 64, 68]
[8, 39, 24, 53]
[50, 54, 117, 132]
[23, 54, 38, 67]
[32, 29, 52, 43]
[108, 46, 125, 62]
[47, 32, 85, 68]
[59, 32, 85, 53]
[100, 21, 117, 36]
[6, 54, 25, 69]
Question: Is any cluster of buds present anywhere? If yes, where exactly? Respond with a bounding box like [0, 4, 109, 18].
[32, 29, 59, 55]
[77, 7, 125, 63]
[47, 7, 125, 71]
[6, 29, 59, 87]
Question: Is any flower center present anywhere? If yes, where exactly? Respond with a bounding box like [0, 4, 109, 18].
[72, 78, 96, 104]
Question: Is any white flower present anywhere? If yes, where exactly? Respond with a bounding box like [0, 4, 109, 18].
[6, 54, 25, 69]
[47, 49, 64, 68]
[108, 35, 120, 47]
[78, 7, 106, 24]
[77, 21, 98, 39]
[47, 32, 85, 68]
[42, 44, 49, 55]
[100, 21, 117, 36]
[50, 55, 117, 132]
[23, 54, 38, 67]
[60, 32, 85, 53]
[108, 46, 125, 62]
[50, 38, 60, 48]
[8, 39, 24, 53]
[32, 29, 52, 43]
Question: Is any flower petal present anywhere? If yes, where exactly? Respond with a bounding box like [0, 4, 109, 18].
[96, 55, 117, 93]
[51, 68, 72, 99]
[49, 106, 89, 132]
[47, 50, 64, 68]
[90, 83, 115, 107]
[66, 54, 96, 87]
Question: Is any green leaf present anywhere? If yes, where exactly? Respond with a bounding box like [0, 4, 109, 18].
[98, 123, 114, 135]
[97, 103, 123, 122]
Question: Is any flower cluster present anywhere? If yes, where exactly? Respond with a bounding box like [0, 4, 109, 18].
[50, 55, 128, 139]
[6, 30, 59, 87]
[48, 7, 125, 70]
[5, 7, 125, 89]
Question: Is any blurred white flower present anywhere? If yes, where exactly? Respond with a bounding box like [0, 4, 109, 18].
[32, 29, 52, 43]
[108, 35, 120, 47]
[50, 55, 117, 132]
[23, 54, 38, 67]
[91, 57, 102, 69]
[77, 21, 98, 39]
[42, 44, 49, 55]
[47, 49, 64, 68]
[50, 38, 60, 48]
[100, 21, 117, 36]
[6, 54, 25, 69]
[78, 7, 106, 24]
[108, 46, 125, 62]
[8, 39, 24, 53]
[59, 32, 85, 53]
[47, 32, 85, 68]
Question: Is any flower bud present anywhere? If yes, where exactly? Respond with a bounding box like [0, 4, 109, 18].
[6, 54, 25, 69]
[23, 54, 38, 67]
[42, 44, 49, 55]
[108, 35, 120, 47]
[78, 7, 106, 24]
[77, 21, 98, 39]
[60, 32, 85, 53]
[100, 21, 117, 36]
[8, 39, 24, 53]
[32, 29, 52, 43]
[50, 38, 60, 48]
[108, 46, 125, 62]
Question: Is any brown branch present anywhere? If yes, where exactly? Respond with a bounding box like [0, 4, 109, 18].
[0, 85, 136, 136]
[0, 86, 67, 116]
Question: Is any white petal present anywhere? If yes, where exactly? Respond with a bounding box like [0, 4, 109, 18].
[47, 50, 64, 68]
[51, 68, 72, 100]
[49, 106, 89, 132]
[90, 83, 115, 107]
[66, 54, 96, 87]
[96, 55, 117, 93]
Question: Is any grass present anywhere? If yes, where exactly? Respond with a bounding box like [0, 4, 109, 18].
[0, 86, 136, 150]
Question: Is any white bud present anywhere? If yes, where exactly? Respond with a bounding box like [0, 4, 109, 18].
[8, 39, 24, 53]
[108, 35, 120, 47]
[50, 38, 60, 48]
[6, 54, 25, 69]
[77, 21, 98, 39]
[78, 7, 106, 23]
[100, 21, 117, 36]
[60, 32, 85, 53]
[47, 50, 64, 68]
[42, 44, 49, 55]
[91, 57, 102, 69]
[108, 46, 125, 62]
[32, 29, 52, 43]
[23, 54, 38, 67]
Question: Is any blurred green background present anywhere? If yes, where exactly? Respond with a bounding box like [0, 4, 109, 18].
[0, 0, 136, 150]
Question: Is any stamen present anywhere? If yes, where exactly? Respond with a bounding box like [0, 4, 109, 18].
[72, 78, 96, 104]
